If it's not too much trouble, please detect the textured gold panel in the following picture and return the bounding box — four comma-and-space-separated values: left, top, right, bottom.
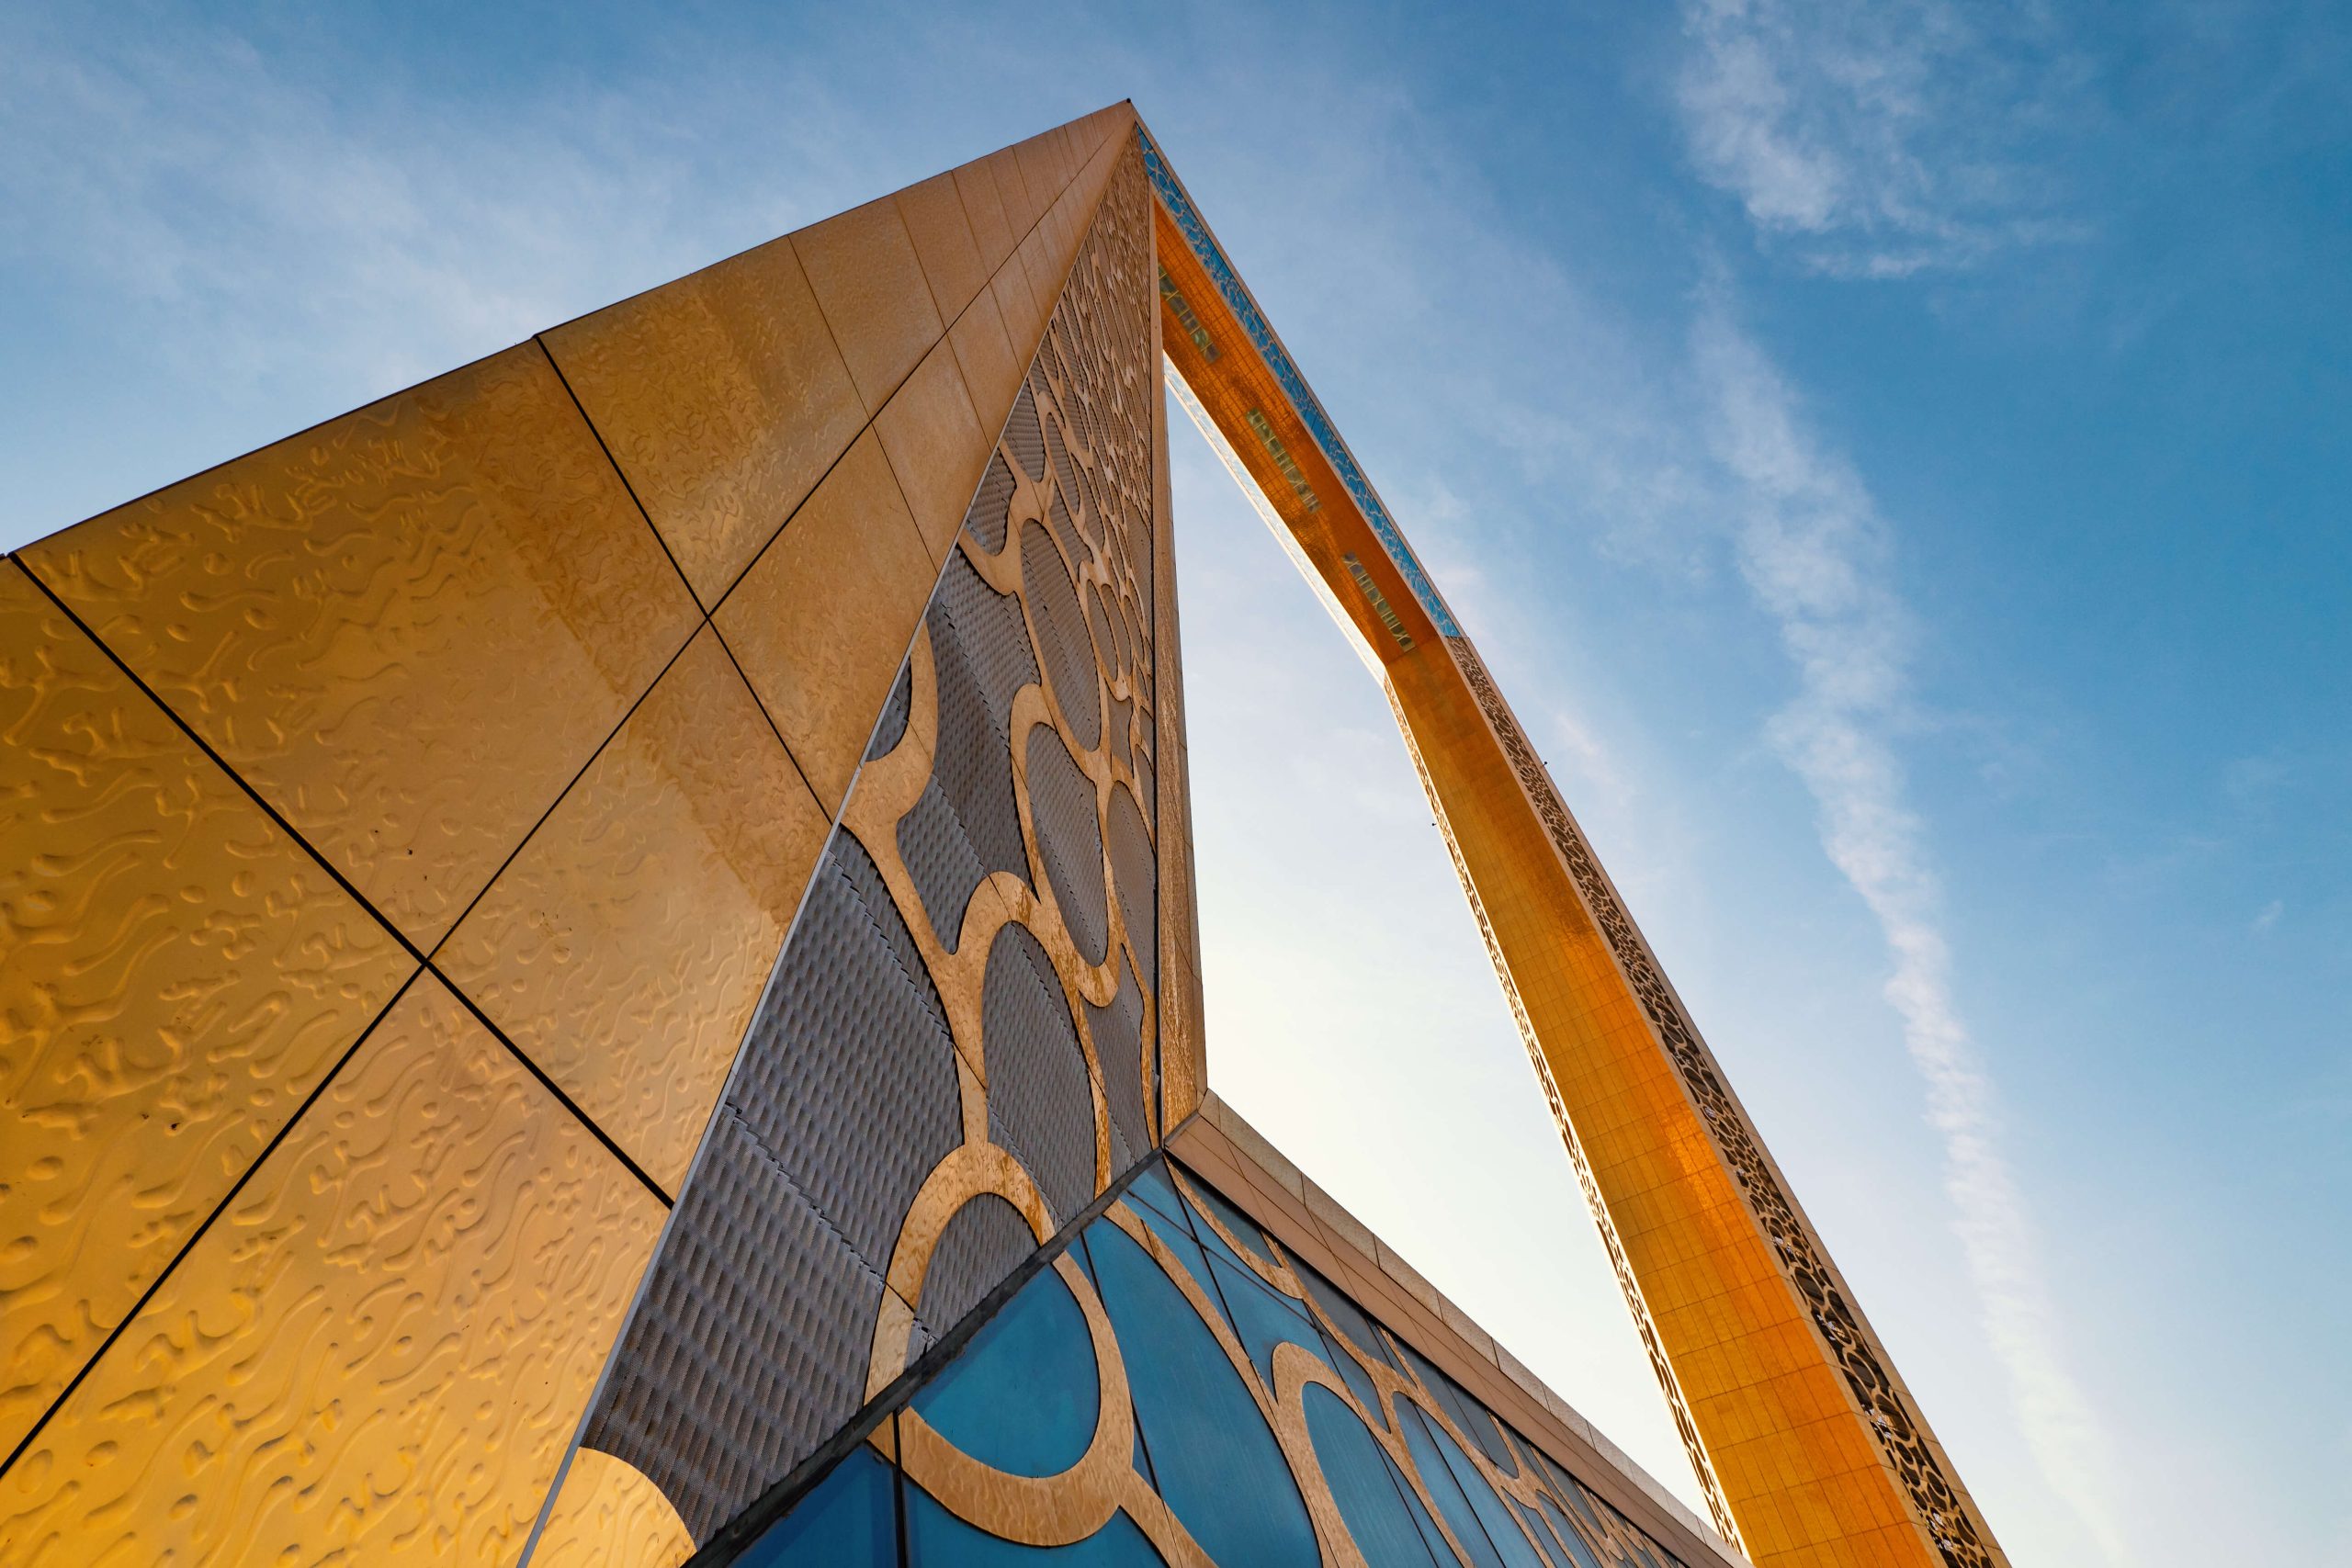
713, 430, 938, 814
0, 563, 414, 1460
946, 286, 1025, 446
437, 626, 828, 1193
531, 1449, 695, 1568
876, 337, 989, 565
0, 975, 664, 1563
896, 171, 990, 324
18, 344, 701, 951
955, 164, 1016, 274
792, 197, 946, 415
541, 237, 867, 606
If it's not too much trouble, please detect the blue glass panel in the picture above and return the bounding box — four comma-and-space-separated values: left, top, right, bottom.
1535, 1495, 1608, 1568
1120, 1159, 1192, 1230
1400, 1403, 1506, 1568
1173, 1167, 1276, 1268
1080, 1219, 1319, 1568
1315, 1319, 1389, 1418
1293, 1255, 1404, 1372
1204, 1251, 1331, 1389
1396, 1338, 1515, 1472
905, 1483, 1168, 1566
910, 1257, 1098, 1476
734, 1443, 895, 1568
1420, 1406, 1547, 1568
1303, 1384, 1442, 1568
1510, 1495, 1563, 1568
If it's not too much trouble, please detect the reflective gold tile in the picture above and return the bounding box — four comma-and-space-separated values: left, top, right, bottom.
531, 1449, 695, 1568
714, 430, 938, 814
0, 564, 415, 1459
897, 171, 990, 324
947, 285, 1024, 443
955, 163, 1016, 274
876, 337, 989, 566
541, 236, 867, 606
0, 974, 664, 1563
19, 343, 701, 951
437, 626, 827, 1192
792, 196, 945, 415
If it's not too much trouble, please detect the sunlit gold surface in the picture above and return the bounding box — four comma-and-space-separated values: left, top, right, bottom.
541, 236, 866, 608
17, 343, 701, 952
712, 429, 937, 815
0, 976, 664, 1564
436, 626, 829, 1193
531, 1449, 695, 1568
0, 563, 415, 1461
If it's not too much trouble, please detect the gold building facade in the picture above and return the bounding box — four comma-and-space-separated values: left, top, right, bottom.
0, 104, 2004, 1568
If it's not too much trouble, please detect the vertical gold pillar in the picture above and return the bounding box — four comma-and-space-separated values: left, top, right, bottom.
1144, 121, 2007, 1568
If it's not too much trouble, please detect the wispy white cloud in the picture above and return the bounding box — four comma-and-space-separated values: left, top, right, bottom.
2253, 898, 2284, 936
1674, 0, 2082, 275
1693, 300, 2130, 1562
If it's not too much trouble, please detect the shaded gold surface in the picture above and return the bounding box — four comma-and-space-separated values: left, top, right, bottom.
0, 564, 416, 1461
712, 429, 938, 815
436, 626, 828, 1193
531, 1449, 695, 1568
18, 343, 701, 951
897, 170, 992, 325
540, 235, 866, 607
0, 975, 664, 1564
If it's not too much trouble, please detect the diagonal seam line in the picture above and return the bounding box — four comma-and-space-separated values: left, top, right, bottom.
0, 965, 424, 1483
9, 558, 673, 1212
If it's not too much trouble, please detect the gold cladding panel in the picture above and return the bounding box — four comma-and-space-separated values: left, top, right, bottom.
531, 1449, 695, 1568
18, 344, 701, 952
792, 196, 948, 416
876, 336, 990, 566
0, 565, 414, 1460
0, 975, 665, 1563
541, 236, 868, 607
436, 626, 829, 1193
713, 429, 939, 815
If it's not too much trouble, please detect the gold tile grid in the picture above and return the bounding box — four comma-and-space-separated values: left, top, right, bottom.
0, 103, 1140, 1565
1148, 135, 2002, 1566
525, 135, 1168, 1568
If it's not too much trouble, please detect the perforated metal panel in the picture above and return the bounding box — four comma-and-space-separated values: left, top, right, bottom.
1106, 781, 1156, 989
900, 552, 1037, 950
917, 1192, 1038, 1345
979, 921, 1095, 1226
963, 451, 1019, 555
582, 831, 962, 1531
1021, 519, 1102, 752
1023, 725, 1108, 967
1084, 954, 1149, 1168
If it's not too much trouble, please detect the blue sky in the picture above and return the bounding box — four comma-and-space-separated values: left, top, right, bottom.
5, 3, 2346, 1562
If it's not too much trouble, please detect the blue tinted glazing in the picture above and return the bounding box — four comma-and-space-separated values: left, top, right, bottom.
1303, 1384, 1442, 1568
1080, 1219, 1319, 1568
1293, 1256, 1404, 1372
1204, 1251, 1331, 1389
1120, 1159, 1192, 1230
1314, 1319, 1389, 1417
904, 1483, 1169, 1566
1535, 1495, 1609, 1568
734, 1443, 896, 1568
910, 1258, 1098, 1476
1419, 1405, 1547, 1568
1396, 1338, 1515, 1472
1173, 1168, 1277, 1269
1400, 1403, 1506, 1568
1510, 1495, 1564, 1568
